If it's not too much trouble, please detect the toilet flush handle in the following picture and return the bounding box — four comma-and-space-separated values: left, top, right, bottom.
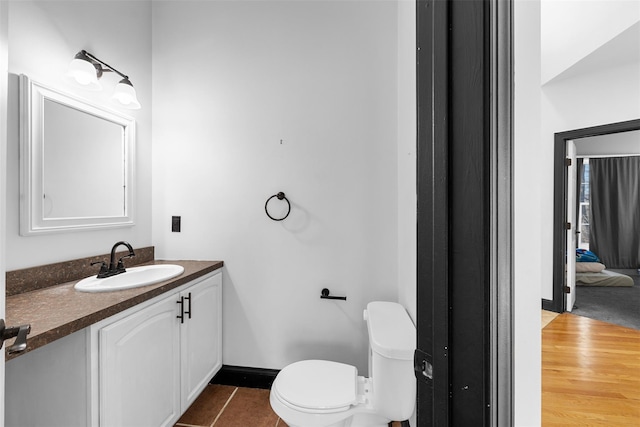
363, 309, 368, 321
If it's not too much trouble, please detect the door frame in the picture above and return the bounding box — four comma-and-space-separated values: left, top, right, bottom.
546, 118, 640, 313
0, 0, 9, 419
565, 140, 577, 312
416, 0, 513, 425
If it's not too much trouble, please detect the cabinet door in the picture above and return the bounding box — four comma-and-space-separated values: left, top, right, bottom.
180, 273, 222, 409
100, 294, 181, 427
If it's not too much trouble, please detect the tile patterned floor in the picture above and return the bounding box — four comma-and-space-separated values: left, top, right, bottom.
175, 384, 286, 427
176, 384, 405, 427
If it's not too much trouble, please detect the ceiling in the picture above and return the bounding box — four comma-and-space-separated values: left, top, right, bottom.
576, 129, 640, 156
541, 0, 640, 85
547, 21, 640, 85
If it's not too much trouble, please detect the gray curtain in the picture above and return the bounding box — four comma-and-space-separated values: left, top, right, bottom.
590, 156, 640, 268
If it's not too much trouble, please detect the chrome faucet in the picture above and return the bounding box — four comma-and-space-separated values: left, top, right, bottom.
92, 241, 136, 278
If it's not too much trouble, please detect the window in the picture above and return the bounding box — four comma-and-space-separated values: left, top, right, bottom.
578, 159, 590, 249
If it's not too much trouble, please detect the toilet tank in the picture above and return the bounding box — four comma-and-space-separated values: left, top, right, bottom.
364, 301, 416, 421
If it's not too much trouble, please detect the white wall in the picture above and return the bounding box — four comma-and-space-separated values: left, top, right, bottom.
397, 0, 417, 321
514, 1, 543, 425
5, 0, 152, 270
396, 2, 416, 424
152, 0, 400, 372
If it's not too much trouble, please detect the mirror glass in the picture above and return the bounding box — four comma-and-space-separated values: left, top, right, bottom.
20, 75, 135, 235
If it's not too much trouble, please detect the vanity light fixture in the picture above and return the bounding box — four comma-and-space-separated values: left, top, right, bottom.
67, 50, 141, 110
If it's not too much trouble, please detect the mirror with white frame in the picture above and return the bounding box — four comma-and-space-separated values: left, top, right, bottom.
19, 75, 135, 235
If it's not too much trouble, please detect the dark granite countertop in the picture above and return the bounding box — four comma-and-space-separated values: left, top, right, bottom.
6, 259, 223, 361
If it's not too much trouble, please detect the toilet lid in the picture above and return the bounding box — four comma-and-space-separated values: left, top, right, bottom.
274, 360, 357, 412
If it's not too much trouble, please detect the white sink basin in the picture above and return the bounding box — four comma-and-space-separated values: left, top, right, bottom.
75, 264, 185, 293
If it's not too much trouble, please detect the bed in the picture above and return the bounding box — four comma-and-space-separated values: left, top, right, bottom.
575, 262, 634, 287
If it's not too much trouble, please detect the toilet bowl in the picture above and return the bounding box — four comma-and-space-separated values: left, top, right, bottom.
270, 359, 388, 427
270, 302, 416, 427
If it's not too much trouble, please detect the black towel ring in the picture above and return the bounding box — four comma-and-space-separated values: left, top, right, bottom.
265, 192, 291, 221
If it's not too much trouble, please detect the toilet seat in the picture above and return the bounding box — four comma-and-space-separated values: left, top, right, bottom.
272, 360, 358, 414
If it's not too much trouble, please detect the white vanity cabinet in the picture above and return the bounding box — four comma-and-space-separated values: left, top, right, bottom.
6, 270, 222, 427
98, 293, 181, 426
93, 271, 222, 427
180, 274, 223, 408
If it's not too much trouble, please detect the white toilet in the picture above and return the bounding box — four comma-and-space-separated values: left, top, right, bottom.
269, 301, 416, 427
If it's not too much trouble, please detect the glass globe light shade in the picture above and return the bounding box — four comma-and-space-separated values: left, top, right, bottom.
112, 79, 141, 110
67, 54, 102, 90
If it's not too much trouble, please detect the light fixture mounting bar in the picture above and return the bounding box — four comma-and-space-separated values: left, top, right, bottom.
81, 50, 129, 80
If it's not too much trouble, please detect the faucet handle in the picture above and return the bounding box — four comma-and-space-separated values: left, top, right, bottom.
91, 261, 109, 277
117, 253, 135, 272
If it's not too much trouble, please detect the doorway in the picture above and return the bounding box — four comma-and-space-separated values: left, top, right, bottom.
547, 119, 640, 313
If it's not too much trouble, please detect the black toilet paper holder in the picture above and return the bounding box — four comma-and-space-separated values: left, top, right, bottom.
320, 288, 346, 301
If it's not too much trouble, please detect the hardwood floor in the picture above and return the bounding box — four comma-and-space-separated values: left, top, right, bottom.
542, 310, 560, 328
542, 313, 640, 426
